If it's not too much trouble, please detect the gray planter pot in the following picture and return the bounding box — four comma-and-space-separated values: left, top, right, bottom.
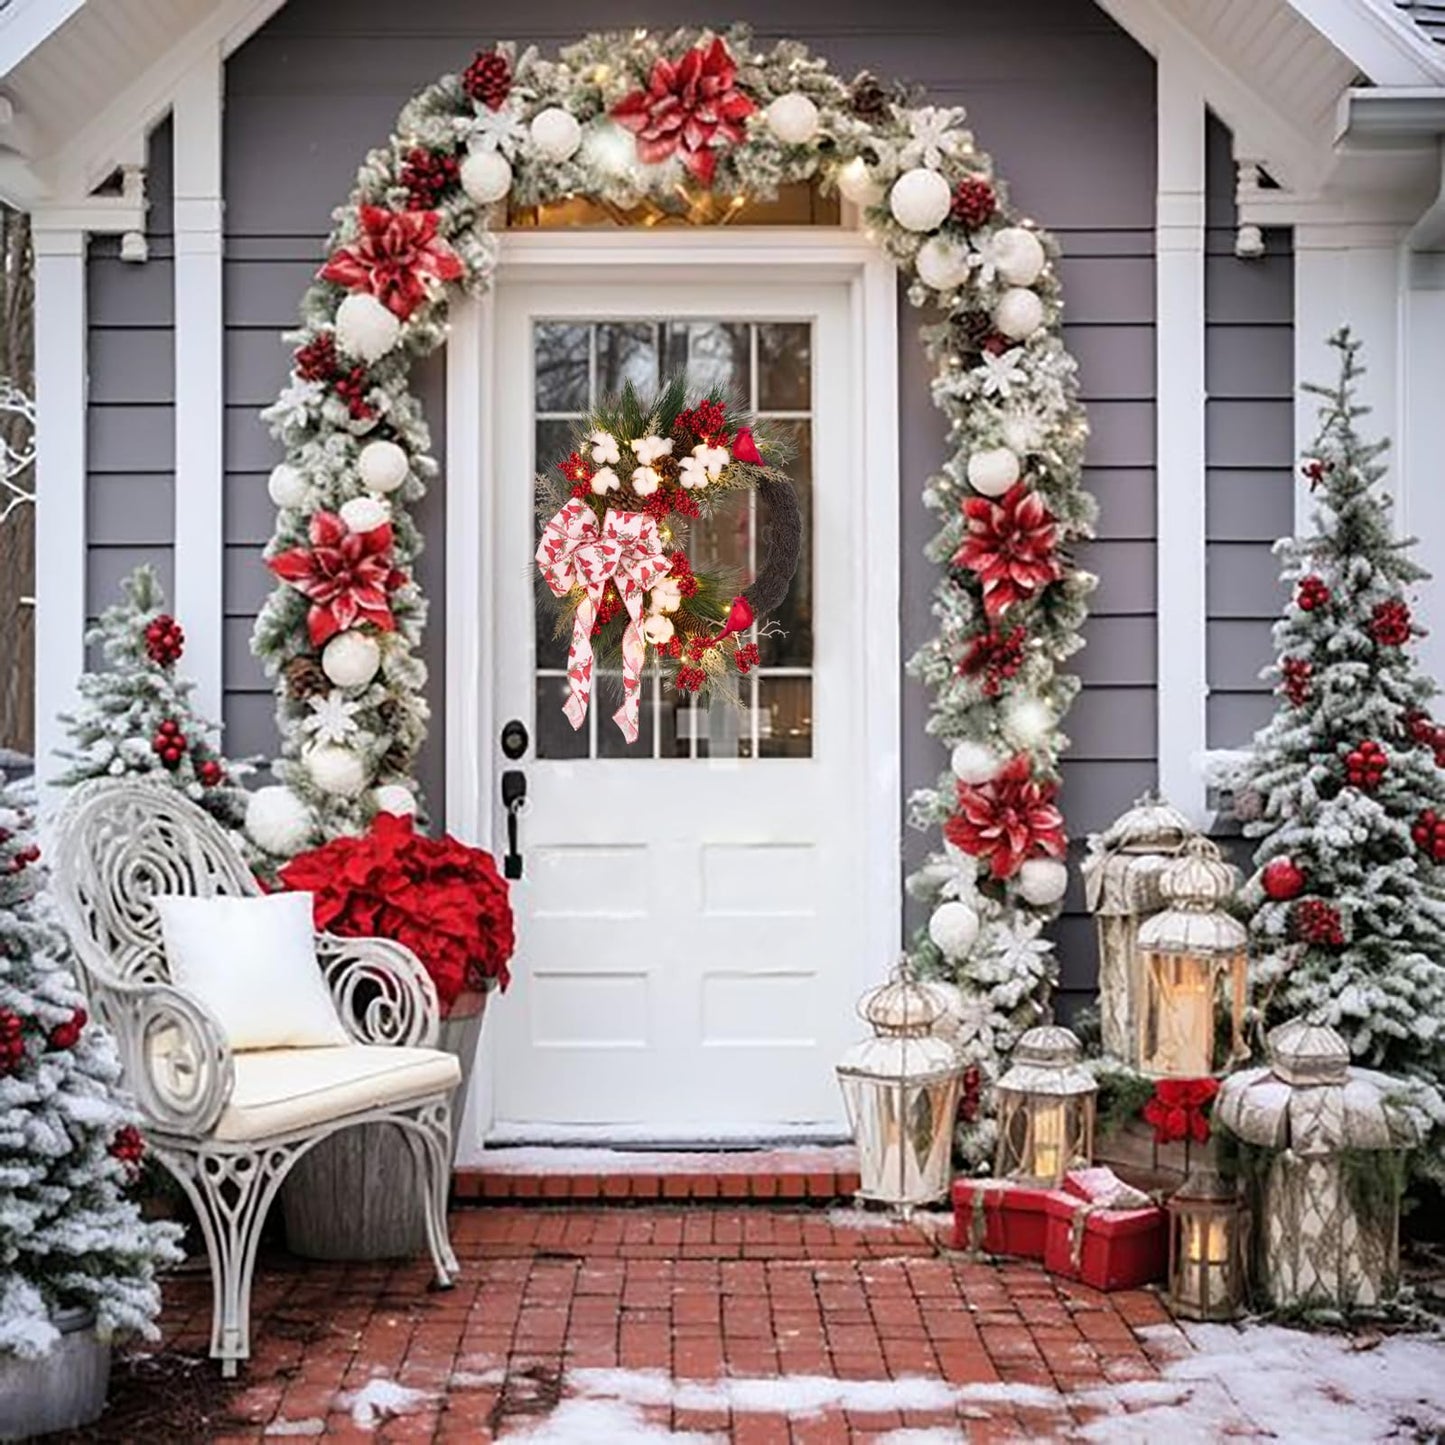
0, 1307, 111, 1441
280, 998, 487, 1261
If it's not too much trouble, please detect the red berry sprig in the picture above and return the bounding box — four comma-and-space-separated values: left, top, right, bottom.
1345, 739, 1388, 791
1296, 575, 1330, 612
399, 146, 460, 210
0, 1010, 25, 1074
1413, 809, 1445, 864
734, 641, 761, 675
1280, 657, 1312, 706
332, 365, 376, 421
589, 582, 624, 636
109, 1125, 146, 1174
47, 1007, 87, 1052
950, 177, 996, 230
958, 625, 1025, 697
669, 552, 700, 599
1292, 897, 1344, 948
676, 666, 707, 693
152, 719, 188, 770
1369, 599, 1412, 648
462, 49, 511, 109
143, 614, 185, 667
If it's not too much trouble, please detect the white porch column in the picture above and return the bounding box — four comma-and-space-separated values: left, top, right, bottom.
171, 47, 225, 720
1154, 56, 1208, 824
30, 224, 88, 795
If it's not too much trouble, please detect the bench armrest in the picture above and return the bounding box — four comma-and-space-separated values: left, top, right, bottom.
315, 933, 440, 1049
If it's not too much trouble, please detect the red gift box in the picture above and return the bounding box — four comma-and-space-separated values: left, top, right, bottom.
951, 1178, 1055, 1259
1042, 1191, 1167, 1291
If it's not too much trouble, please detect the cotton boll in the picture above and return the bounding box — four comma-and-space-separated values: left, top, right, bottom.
334, 293, 401, 362
836, 157, 883, 206
641, 614, 675, 646
245, 785, 314, 857
305, 744, 369, 798
915, 236, 971, 292
994, 287, 1045, 341
966, 447, 1021, 498
321, 631, 382, 688
991, 227, 1047, 286
373, 783, 417, 817
267, 463, 311, 510
357, 439, 409, 494
928, 900, 981, 960
889, 167, 951, 232
1017, 857, 1069, 906
338, 495, 390, 534
460, 149, 513, 204
951, 740, 1002, 785
764, 92, 820, 146
530, 107, 582, 162
1003, 695, 1054, 748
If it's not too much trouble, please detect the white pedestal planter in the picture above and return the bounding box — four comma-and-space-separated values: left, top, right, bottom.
0, 1308, 111, 1440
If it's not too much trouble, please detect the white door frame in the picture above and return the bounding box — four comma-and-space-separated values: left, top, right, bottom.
444, 228, 901, 1160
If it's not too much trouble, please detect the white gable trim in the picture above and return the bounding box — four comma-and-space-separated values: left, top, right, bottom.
0, 0, 83, 79
1283, 0, 1445, 85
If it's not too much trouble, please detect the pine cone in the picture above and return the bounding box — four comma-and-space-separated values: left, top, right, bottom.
954, 310, 994, 356
848, 72, 893, 123
463, 50, 512, 110
284, 655, 330, 701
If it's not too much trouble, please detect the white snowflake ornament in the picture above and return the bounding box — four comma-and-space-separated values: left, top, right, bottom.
898, 106, 970, 170
303, 690, 365, 746
975, 348, 1028, 400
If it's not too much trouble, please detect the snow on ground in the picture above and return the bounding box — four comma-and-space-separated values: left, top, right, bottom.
343, 1377, 435, 1430
507, 1398, 719, 1442
475, 1143, 856, 1174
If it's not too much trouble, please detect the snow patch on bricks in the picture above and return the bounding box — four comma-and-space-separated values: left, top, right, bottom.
263, 1421, 326, 1438
508, 1397, 720, 1441
344, 1377, 434, 1430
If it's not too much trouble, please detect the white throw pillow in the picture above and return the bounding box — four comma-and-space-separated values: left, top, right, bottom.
154, 892, 350, 1051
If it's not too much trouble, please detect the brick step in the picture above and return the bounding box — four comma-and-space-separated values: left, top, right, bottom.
454, 1144, 861, 1204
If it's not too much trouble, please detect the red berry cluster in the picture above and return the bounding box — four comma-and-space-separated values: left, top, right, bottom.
152, 719, 188, 770
670, 489, 701, 520
1413, 809, 1445, 863
669, 552, 700, 599
400, 146, 460, 210
47, 1007, 86, 1052
558, 450, 590, 484
462, 49, 512, 109
675, 400, 729, 447
1369, 598, 1412, 648
1292, 897, 1344, 948
957, 625, 1025, 697
1296, 575, 1330, 612
332, 365, 377, 421
7, 843, 40, 874
589, 581, 624, 636
0, 1010, 24, 1074
676, 666, 707, 693
734, 641, 761, 674
143, 614, 185, 667
197, 759, 224, 787
950, 177, 996, 230
1345, 739, 1388, 790
1404, 709, 1445, 768
1280, 656, 1312, 706
294, 333, 339, 382
109, 1125, 146, 1173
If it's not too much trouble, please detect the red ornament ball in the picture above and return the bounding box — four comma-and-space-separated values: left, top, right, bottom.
950, 177, 997, 230
8, 843, 39, 874
399, 146, 460, 210
462, 49, 512, 109
197, 759, 224, 787
0, 1009, 24, 1074
1345, 739, 1388, 790
109, 1124, 146, 1171
143, 614, 185, 667
1281, 656, 1312, 707
1292, 897, 1344, 948
1370, 598, 1412, 648
47, 1007, 87, 1052
1413, 809, 1445, 863
1296, 575, 1331, 612
1261, 857, 1306, 901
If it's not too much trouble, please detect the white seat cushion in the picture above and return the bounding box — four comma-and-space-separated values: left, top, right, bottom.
213, 1045, 461, 1142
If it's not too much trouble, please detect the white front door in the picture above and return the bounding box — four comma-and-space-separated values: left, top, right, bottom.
487, 276, 875, 1141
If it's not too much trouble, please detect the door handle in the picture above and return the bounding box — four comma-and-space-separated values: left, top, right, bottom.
501, 769, 527, 880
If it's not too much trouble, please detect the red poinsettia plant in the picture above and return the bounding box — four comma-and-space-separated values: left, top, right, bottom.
279, 812, 514, 1013
943, 753, 1067, 880
1142, 1077, 1219, 1145
267, 510, 402, 646
319, 205, 464, 320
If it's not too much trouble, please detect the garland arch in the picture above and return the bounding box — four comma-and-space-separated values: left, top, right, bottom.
250, 25, 1095, 1160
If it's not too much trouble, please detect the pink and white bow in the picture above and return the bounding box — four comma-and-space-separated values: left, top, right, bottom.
535, 499, 672, 744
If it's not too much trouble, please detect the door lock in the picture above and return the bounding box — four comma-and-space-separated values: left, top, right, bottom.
501, 768, 527, 880
501, 718, 529, 760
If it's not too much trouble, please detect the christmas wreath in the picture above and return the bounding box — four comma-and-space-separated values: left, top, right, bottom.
534, 377, 800, 741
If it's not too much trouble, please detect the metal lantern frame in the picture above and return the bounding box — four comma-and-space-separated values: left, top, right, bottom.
993, 1025, 1097, 1188
1167, 1167, 1250, 1321
1135, 837, 1249, 1078
836, 959, 965, 1215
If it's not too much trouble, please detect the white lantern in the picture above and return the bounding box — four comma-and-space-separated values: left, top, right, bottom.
889, 167, 951, 233
994, 1025, 1097, 1187
461, 149, 513, 205
1002, 695, 1053, 748
358, 438, 409, 494
1017, 857, 1069, 906
765, 92, 820, 146
373, 783, 418, 817
928, 900, 980, 960
966, 446, 1020, 498
1167, 1169, 1249, 1322
305, 743, 369, 798
991, 226, 1047, 286
338, 495, 390, 534
245, 785, 314, 857
915, 236, 971, 292
994, 287, 1045, 341
267, 463, 311, 510
530, 106, 582, 162
951, 739, 1001, 785
321, 631, 381, 688
836, 156, 883, 206
334, 293, 401, 362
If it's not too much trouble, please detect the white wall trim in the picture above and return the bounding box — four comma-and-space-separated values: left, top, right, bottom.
0, 0, 85, 79
1154, 54, 1209, 825
1283, 0, 1445, 86
171, 46, 224, 721
30, 225, 87, 797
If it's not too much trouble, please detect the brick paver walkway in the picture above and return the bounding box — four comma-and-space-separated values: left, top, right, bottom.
151, 1206, 1187, 1443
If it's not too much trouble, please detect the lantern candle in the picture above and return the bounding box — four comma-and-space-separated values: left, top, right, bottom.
1167, 1168, 1247, 1320
1030, 1099, 1065, 1182
993, 1025, 1097, 1188
1147, 956, 1213, 1077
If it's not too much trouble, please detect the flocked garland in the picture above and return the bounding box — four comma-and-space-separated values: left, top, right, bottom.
248, 27, 1094, 1158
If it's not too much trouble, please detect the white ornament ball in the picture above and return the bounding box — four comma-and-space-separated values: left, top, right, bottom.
322, 631, 382, 689
305, 743, 369, 798
966, 446, 1021, 498
836, 157, 883, 206
889, 167, 952, 233
1003, 695, 1054, 748
373, 783, 418, 817
460, 149, 513, 205
915, 235, 971, 292
765, 92, 820, 146
1017, 857, 1069, 906
530, 106, 582, 162
992, 226, 1047, 287
951, 740, 1002, 786
334, 292, 401, 363
994, 287, 1046, 341
245, 785, 314, 857
338, 495, 390, 534
357, 439, 409, 494
267, 463, 310, 510
928, 900, 981, 960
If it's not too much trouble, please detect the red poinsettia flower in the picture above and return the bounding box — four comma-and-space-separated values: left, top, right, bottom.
1142, 1078, 1219, 1145
943, 753, 1066, 880
268, 511, 399, 647
319, 205, 464, 320
611, 37, 756, 187
279, 812, 515, 1011
952, 483, 1064, 621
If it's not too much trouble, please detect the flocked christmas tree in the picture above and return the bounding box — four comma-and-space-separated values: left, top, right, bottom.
1236, 329, 1445, 1177
0, 773, 181, 1355
56, 566, 252, 830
